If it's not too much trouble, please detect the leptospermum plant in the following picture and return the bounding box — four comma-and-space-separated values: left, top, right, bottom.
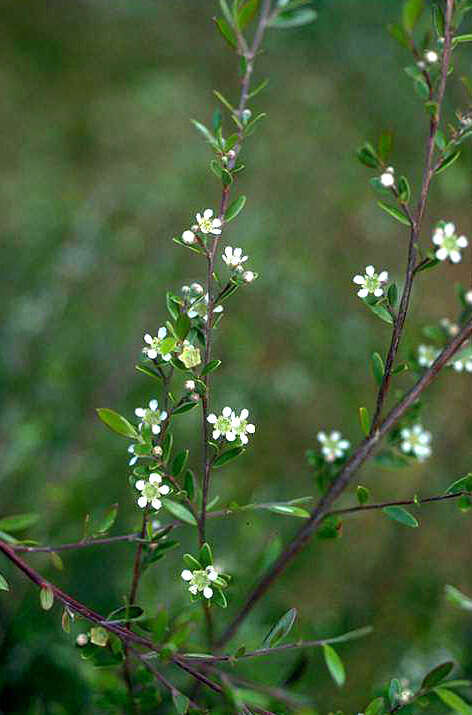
2, 1, 472, 713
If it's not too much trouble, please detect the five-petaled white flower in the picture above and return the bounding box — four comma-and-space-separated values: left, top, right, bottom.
196, 209, 222, 235
400, 424, 432, 461
231, 409, 256, 445
222, 246, 248, 271
135, 399, 168, 435
418, 344, 440, 368
380, 167, 395, 188
317, 430, 350, 462
353, 265, 389, 299
181, 565, 218, 599
433, 222, 468, 263
136, 473, 170, 510
207, 406, 237, 442
143, 328, 173, 362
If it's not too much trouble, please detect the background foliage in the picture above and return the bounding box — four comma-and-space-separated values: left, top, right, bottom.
1, 0, 472, 712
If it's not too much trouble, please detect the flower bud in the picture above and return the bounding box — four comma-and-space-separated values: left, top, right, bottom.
185, 379, 196, 391
153, 445, 163, 458
76, 633, 89, 647
182, 230, 196, 245
242, 270, 255, 283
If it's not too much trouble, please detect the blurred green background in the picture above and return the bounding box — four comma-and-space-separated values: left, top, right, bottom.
1, 0, 472, 712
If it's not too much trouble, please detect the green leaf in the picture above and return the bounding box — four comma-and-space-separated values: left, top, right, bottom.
96, 409, 138, 440
213, 89, 236, 114
262, 504, 310, 518
175, 314, 191, 341
107, 605, 144, 623
445, 474, 472, 495
377, 200, 411, 226
171, 450, 189, 477
365, 697, 386, 715
0, 573, 9, 591
0, 513, 40, 533
383, 505, 419, 528
40, 585, 54, 611
445, 584, 472, 611
453, 34, 472, 45
432, 3, 445, 37
214, 17, 238, 48
268, 7, 317, 28
378, 130, 393, 161
184, 469, 196, 500
212, 588, 228, 608
387, 283, 398, 307
389, 678, 401, 705
201, 359, 222, 376
172, 401, 199, 416
225, 196, 246, 222
135, 364, 163, 383
323, 644, 345, 687
398, 176, 411, 203
435, 688, 472, 714
237, 0, 259, 29
357, 485, 370, 505
166, 291, 182, 321
93, 504, 118, 536
357, 142, 379, 168
371, 352, 385, 385
199, 542, 213, 567
363, 300, 394, 325
183, 554, 202, 570
248, 78, 269, 99
359, 406, 371, 436
190, 120, 217, 148
172, 692, 189, 715
213, 446, 245, 468
435, 150, 461, 175
162, 431, 173, 463
387, 22, 411, 49
422, 662, 454, 690
263, 608, 297, 647
162, 499, 197, 526
403, 0, 425, 33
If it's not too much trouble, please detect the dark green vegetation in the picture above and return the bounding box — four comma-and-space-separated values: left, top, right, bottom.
1, 1, 472, 712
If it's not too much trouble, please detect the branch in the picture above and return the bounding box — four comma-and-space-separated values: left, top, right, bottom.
216, 315, 472, 647
330, 490, 472, 518
370, 0, 455, 430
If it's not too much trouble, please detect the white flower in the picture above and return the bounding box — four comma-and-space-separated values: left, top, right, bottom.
135, 472, 170, 510
242, 270, 256, 283
452, 357, 472, 372
401, 424, 432, 461
425, 50, 438, 64
135, 399, 168, 435
418, 344, 440, 368
317, 430, 350, 462
353, 265, 389, 299
433, 222, 468, 263
207, 406, 237, 442
182, 230, 197, 245
128, 444, 138, 466
185, 379, 196, 391
196, 209, 222, 235
222, 246, 248, 271
231, 408, 256, 445
380, 167, 395, 188
143, 328, 173, 362
465, 290, 472, 305
181, 565, 218, 600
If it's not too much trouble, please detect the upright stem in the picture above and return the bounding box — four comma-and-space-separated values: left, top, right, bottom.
199, 0, 273, 544
371, 0, 455, 430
